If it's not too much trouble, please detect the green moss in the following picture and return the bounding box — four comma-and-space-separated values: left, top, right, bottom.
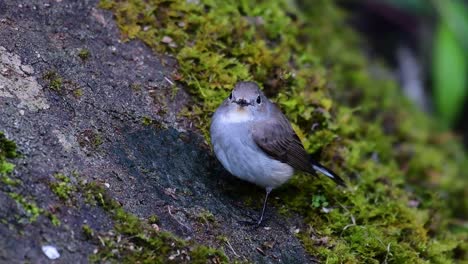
0, 133, 43, 223
130, 83, 142, 91
77, 130, 104, 151
92, 135, 103, 148
43, 71, 63, 92
1, 133, 64, 227
0, 133, 17, 176
197, 209, 216, 225
141, 116, 153, 126
50, 173, 76, 201
311, 194, 329, 209
73, 88, 83, 98
48, 212, 61, 227
0, 132, 17, 160
78, 49, 91, 61
170, 86, 179, 100
82, 224, 94, 239
8, 192, 42, 222
147, 215, 159, 224
190, 246, 227, 264
102, 0, 467, 262
0, 135, 65, 229
1, 175, 20, 186
81, 182, 228, 263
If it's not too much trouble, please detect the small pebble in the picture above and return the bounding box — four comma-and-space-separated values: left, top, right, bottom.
152, 223, 160, 232
161, 36, 173, 44
41, 245, 60, 260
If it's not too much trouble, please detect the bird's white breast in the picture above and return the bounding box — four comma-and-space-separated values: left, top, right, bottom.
211, 112, 294, 189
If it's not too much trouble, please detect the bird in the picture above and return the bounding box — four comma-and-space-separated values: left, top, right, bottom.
210, 81, 345, 225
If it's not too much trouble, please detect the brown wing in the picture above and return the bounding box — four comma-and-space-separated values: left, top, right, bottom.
251, 111, 313, 173
252, 105, 347, 186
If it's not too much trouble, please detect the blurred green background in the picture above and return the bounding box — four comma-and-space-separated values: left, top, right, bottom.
341, 0, 468, 134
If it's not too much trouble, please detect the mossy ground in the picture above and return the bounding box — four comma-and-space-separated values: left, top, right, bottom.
49, 173, 76, 201
101, 0, 468, 262
0, 132, 17, 176
81, 182, 228, 263
0, 132, 43, 223
78, 48, 91, 61
1, 133, 67, 227
43, 71, 63, 92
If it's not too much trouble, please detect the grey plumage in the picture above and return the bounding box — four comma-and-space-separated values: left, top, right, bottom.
210, 81, 345, 225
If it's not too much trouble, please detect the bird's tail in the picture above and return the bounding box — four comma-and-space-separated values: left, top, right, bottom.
311, 161, 346, 187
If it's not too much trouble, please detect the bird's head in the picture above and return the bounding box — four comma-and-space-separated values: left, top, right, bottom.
220, 81, 269, 123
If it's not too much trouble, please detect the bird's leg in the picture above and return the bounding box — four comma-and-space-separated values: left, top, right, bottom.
256, 187, 272, 226
239, 187, 273, 227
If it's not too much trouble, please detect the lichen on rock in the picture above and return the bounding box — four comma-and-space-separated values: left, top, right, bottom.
0, 46, 50, 112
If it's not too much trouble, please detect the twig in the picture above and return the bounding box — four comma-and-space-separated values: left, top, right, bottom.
383, 243, 392, 264
339, 203, 357, 234
224, 238, 239, 257
167, 205, 192, 232
164, 76, 174, 86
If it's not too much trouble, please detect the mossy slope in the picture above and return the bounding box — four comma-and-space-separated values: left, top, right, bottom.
81, 182, 228, 263
101, 0, 467, 262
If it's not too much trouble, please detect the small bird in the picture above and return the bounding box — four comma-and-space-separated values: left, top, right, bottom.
210, 81, 345, 225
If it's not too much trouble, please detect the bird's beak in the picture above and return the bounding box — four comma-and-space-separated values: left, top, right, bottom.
235, 99, 250, 107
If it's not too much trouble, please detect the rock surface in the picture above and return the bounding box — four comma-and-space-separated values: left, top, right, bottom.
0, 0, 311, 263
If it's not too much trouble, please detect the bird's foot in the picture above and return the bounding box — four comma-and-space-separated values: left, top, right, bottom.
240, 211, 257, 221
239, 216, 269, 229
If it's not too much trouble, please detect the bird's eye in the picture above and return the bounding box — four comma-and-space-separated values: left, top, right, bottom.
228, 93, 232, 100
256, 96, 261, 104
